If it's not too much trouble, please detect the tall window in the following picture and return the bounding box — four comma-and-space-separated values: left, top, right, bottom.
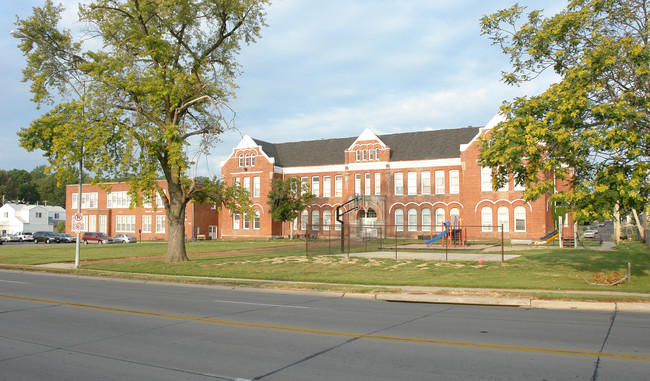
435, 208, 445, 232
253, 177, 260, 198
421, 171, 431, 194
364, 173, 371, 195
395, 209, 404, 232
142, 215, 152, 233
116, 215, 136, 232
238, 154, 243, 167
156, 215, 166, 233
407, 172, 417, 195
323, 176, 331, 197
253, 210, 260, 230
481, 167, 492, 192
243, 212, 250, 229
450, 207, 460, 225
449, 170, 460, 194
243, 177, 251, 193
245, 154, 250, 167
362, 150, 367, 161
233, 213, 240, 230
250, 153, 256, 166
497, 206, 509, 232
72, 193, 98, 209
301, 210, 308, 230
369, 149, 374, 160
481, 206, 493, 232
301, 177, 308, 195
311, 210, 320, 230
107, 191, 131, 209
375, 148, 380, 159
435, 170, 445, 194
356, 150, 360, 161
514, 206, 526, 232
394, 173, 404, 195
355, 174, 361, 194
335, 176, 343, 197
99, 215, 107, 234
421, 208, 431, 230
312, 176, 320, 197
323, 209, 331, 231
407, 209, 417, 231
374, 173, 381, 195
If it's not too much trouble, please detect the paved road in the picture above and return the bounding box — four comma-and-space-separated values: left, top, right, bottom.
1, 270, 648, 380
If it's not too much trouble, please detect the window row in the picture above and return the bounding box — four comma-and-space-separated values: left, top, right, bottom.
302, 175, 346, 198
295, 209, 339, 231
237, 152, 256, 167
233, 176, 261, 198
480, 206, 526, 232
480, 167, 525, 192
74, 191, 166, 210
232, 210, 261, 230
393, 207, 460, 232
355, 148, 381, 162
75, 214, 166, 234
393, 170, 459, 196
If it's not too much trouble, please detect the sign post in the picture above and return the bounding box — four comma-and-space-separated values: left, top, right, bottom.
72, 212, 84, 268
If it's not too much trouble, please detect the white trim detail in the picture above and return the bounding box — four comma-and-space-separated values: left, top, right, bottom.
473, 198, 533, 213
389, 201, 463, 214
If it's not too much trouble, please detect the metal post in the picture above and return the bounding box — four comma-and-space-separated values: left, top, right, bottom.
75, 152, 82, 269
501, 224, 504, 263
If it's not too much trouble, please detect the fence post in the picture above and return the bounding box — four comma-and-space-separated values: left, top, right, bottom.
305, 229, 309, 258
501, 224, 504, 263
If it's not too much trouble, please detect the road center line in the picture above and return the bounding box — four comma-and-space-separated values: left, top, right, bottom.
2, 293, 648, 362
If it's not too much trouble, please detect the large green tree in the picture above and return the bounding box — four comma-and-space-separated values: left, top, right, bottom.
14, 0, 269, 261
267, 177, 315, 239
479, 0, 650, 240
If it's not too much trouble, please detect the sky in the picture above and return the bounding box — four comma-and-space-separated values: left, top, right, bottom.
0, 0, 566, 178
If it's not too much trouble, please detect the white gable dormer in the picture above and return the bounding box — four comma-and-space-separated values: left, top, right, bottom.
221, 134, 275, 168
347, 128, 387, 151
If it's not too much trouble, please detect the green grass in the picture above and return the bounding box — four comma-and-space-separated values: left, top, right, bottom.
2, 239, 649, 298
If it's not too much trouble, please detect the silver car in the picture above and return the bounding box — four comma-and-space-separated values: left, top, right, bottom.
113, 233, 137, 243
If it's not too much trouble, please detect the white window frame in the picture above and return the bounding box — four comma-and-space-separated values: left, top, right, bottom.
253, 210, 260, 230
142, 215, 152, 233
394, 209, 404, 232
311, 210, 320, 230
335, 176, 343, 197
421, 208, 431, 231
323, 176, 331, 197
481, 167, 492, 192
72, 192, 98, 209
253, 177, 260, 198
394, 173, 403, 195
421, 171, 431, 194
355, 173, 361, 194
300, 210, 308, 230
364, 173, 371, 196
497, 206, 509, 232
374, 173, 381, 195
449, 170, 460, 194
481, 206, 493, 232
407, 172, 417, 195
116, 215, 136, 232
323, 209, 331, 231
233, 213, 240, 230
514, 206, 526, 232
407, 209, 417, 231
155, 215, 166, 233
243, 177, 251, 193
435, 208, 445, 232
435, 170, 445, 194
311, 176, 319, 197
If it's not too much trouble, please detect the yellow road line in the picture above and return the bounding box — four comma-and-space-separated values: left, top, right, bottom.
3, 293, 649, 362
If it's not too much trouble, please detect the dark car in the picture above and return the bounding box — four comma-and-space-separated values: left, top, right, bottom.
113, 233, 137, 243
57, 233, 76, 243
34, 231, 61, 244
82, 232, 114, 244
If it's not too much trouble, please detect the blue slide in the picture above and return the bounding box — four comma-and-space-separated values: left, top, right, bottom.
425, 230, 449, 246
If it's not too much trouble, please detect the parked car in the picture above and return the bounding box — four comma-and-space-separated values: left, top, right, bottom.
583, 230, 595, 239
16, 232, 35, 242
34, 231, 61, 244
113, 233, 137, 243
1, 233, 18, 242
57, 233, 76, 243
82, 232, 114, 244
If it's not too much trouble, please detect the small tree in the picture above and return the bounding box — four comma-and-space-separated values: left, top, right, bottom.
267, 178, 315, 239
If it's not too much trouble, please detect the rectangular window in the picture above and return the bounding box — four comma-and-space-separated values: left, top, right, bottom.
407, 172, 417, 195
142, 215, 152, 233
243, 212, 250, 229
364, 173, 371, 195
116, 215, 136, 232
355, 174, 361, 194
72, 193, 98, 209
312, 176, 319, 197
435, 170, 445, 194
335, 176, 343, 197
99, 215, 107, 234
35, 212, 43, 218
233, 213, 240, 230
514, 179, 525, 191
107, 191, 131, 209
88, 215, 97, 232
155, 215, 166, 233
155, 190, 166, 208
253, 211, 260, 230
481, 167, 492, 192
421, 171, 431, 194
323, 176, 331, 197
374, 173, 381, 195
449, 170, 460, 194
301, 177, 308, 195
394, 173, 403, 195
243, 177, 251, 193
253, 177, 260, 198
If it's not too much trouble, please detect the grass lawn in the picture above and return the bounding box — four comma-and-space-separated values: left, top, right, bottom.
2, 239, 648, 298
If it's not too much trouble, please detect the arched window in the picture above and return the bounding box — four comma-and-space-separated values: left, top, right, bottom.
375, 148, 380, 159
407, 208, 417, 231
497, 206, 509, 232
244, 154, 250, 167
323, 209, 331, 231
435, 208, 445, 232
514, 206, 526, 232
421, 208, 431, 231
481, 206, 493, 232
300, 210, 308, 230
369, 149, 374, 160
238, 154, 243, 167
449, 207, 460, 225
312, 210, 320, 230
362, 150, 367, 161
250, 153, 256, 166
395, 209, 404, 232
356, 150, 360, 161
253, 209, 260, 230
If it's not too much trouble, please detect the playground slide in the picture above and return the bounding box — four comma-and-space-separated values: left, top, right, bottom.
535, 230, 559, 245
425, 230, 449, 246
545, 232, 559, 243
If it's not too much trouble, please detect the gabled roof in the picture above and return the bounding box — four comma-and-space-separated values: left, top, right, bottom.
252, 126, 481, 168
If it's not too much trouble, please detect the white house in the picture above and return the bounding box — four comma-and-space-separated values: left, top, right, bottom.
0, 203, 65, 234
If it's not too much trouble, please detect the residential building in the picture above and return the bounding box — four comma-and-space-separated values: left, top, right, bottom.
0, 203, 65, 234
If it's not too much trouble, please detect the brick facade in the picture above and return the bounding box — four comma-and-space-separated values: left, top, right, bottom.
219, 114, 574, 242
65, 181, 219, 241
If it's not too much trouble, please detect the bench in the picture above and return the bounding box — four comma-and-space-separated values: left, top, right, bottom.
196, 234, 206, 241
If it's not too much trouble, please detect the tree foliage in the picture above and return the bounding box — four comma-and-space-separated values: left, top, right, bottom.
267, 177, 315, 237
14, 0, 269, 261
0, 166, 69, 206
479, 0, 650, 223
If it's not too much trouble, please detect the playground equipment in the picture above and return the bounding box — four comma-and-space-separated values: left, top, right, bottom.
425, 219, 466, 247
536, 230, 558, 245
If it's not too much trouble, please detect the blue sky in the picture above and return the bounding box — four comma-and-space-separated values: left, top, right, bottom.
1, 0, 566, 177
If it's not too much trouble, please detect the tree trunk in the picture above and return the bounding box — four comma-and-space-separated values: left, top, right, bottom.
632, 208, 646, 242
614, 203, 621, 246
165, 177, 189, 262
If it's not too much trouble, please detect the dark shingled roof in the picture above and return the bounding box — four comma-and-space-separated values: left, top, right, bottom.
253, 126, 480, 168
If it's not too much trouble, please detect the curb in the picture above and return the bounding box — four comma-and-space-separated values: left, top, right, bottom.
376, 293, 531, 307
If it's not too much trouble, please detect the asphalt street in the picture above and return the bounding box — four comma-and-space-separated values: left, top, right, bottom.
1, 270, 649, 380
